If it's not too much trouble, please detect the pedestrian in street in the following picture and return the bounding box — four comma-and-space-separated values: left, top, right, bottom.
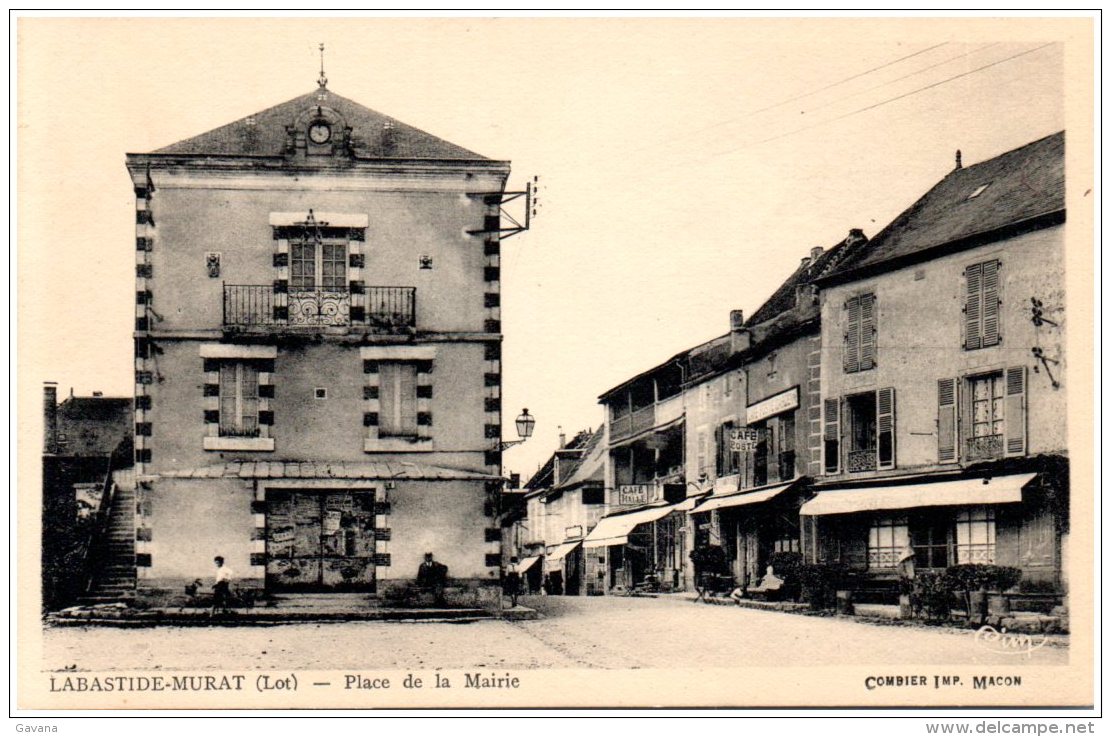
504, 557, 522, 608
212, 556, 233, 615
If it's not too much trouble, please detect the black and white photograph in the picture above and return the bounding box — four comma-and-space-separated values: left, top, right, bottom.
14, 14, 1096, 716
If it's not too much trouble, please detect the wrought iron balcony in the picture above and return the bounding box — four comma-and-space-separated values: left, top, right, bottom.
223, 285, 416, 332
965, 434, 1004, 462
847, 448, 877, 473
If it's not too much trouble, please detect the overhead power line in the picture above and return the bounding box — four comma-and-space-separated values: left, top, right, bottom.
727, 43, 1056, 154
746, 42, 950, 116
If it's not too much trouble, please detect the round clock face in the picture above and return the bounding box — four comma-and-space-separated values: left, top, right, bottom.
308, 121, 332, 144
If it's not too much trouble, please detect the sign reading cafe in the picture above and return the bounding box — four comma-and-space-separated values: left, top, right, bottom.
618, 485, 652, 506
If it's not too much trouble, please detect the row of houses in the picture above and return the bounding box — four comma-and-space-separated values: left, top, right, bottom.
505, 131, 1068, 604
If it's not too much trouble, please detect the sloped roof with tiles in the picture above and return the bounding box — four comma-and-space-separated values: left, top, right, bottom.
822, 132, 1064, 283
149, 89, 495, 162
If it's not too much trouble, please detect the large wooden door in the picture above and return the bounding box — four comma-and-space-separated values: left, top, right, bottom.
265, 490, 376, 593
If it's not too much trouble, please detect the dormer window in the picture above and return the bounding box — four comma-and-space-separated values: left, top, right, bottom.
967, 183, 991, 200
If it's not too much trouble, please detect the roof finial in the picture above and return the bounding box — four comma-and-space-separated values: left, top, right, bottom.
317, 42, 328, 90
955, 149, 962, 170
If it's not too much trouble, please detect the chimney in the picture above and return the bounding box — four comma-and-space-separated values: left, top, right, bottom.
810, 246, 823, 262
800, 256, 811, 270
44, 382, 58, 454
846, 229, 867, 248
558, 427, 566, 449
730, 310, 751, 354
795, 283, 817, 307
955, 149, 962, 170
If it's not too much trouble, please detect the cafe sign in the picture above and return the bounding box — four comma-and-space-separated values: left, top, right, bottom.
618, 484, 652, 506
746, 386, 799, 425
730, 427, 761, 452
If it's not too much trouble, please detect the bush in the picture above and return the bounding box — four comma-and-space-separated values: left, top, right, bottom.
767, 552, 804, 601
911, 571, 952, 621
944, 564, 1023, 593
797, 563, 852, 610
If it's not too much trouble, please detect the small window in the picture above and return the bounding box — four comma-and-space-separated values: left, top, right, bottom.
967, 183, 991, 200
314, 387, 328, 400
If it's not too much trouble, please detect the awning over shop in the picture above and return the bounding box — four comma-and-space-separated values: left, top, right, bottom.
693, 481, 797, 514
583, 502, 681, 548
546, 541, 582, 563
516, 555, 541, 573
799, 473, 1037, 516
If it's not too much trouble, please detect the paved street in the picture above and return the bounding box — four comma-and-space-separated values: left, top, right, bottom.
42, 595, 1067, 671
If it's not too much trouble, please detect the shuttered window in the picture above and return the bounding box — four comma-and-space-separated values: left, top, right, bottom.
844, 293, 876, 372
823, 398, 840, 474
964, 260, 1001, 350
379, 363, 419, 437
876, 387, 896, 470
937, 378, 958, 463
218, 362, 260, 437
1003, 365, 1027, 456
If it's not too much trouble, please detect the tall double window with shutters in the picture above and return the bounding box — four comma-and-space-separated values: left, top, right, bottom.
937, 367, 1026, 463
823, 388, 895, 475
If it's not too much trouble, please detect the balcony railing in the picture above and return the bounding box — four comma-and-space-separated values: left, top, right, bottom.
610, 405, 657, 443
224, 285, 416, 332
965, 434, 1004, 462
847, 448, 877, 473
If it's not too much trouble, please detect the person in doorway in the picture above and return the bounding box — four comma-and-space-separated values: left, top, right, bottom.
212, 556, 233, 615
503, 557, 522, 608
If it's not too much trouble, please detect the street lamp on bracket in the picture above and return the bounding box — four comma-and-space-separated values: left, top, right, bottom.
498, 408, 536, 451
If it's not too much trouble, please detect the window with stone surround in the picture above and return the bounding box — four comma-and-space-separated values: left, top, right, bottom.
378, 363, 418, 438
219, 362, 260, 437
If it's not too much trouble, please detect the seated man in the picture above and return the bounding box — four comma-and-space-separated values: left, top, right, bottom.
747, 564, 785, 600
416, 552, 448, 605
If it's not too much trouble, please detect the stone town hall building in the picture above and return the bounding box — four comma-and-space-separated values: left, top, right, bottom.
121, 81, 513, 604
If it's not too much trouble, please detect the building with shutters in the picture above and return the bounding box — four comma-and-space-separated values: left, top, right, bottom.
800, 132, 1068, 599
685, 235, 859, 593
122, 81, 516, 605
511, 429, 606, 595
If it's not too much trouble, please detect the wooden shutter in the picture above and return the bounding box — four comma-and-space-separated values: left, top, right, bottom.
937, 378, 958, 463
844, 296, 861, 373
876, 387, 896, 470
981, 260, 1001, 347
823, 398, 840, 474
859, 293, 876, 370
964, 263, 983, 350
714, 424, 725, 476
398, 363, 418, 435
1004, 366, 1027, 456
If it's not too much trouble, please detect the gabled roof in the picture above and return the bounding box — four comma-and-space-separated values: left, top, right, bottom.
523, 429, 594, 491
552, 428, 605, 491
150, 88, 493, 162
823, 131, 1064, 282
746, 235, 857, 326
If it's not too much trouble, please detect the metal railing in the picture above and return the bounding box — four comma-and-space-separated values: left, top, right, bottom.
223, 285, 416, 331
966, 434, 1004, 462
847, 448, 877, 473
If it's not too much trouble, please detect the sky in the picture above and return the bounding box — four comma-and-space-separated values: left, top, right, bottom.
16, 16, 1081, 480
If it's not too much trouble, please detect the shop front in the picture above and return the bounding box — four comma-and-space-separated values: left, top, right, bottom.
691, 479, 805, 589
800, 468, 1067, 601
583, 499, 694, 593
